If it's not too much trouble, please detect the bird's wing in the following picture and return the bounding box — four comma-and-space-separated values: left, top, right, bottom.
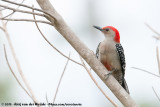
96, 42, 101, 58
115, 43, 126, 76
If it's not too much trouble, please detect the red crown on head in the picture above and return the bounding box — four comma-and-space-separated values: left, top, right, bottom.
103, 26, 120, 43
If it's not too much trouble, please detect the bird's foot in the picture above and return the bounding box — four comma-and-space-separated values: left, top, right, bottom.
104, 71, 113, 80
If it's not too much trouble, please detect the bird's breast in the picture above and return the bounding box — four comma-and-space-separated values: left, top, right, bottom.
99, 40, 121, 71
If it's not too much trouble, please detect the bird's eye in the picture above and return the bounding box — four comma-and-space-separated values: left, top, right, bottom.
106, 28, 109, 31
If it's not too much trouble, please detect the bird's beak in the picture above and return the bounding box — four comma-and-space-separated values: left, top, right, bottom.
93, 25, 103, 31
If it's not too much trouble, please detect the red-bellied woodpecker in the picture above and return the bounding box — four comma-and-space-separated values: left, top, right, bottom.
93, 25, 129, 94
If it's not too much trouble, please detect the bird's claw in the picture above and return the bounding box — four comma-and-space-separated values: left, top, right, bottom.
104, 71, 113, 80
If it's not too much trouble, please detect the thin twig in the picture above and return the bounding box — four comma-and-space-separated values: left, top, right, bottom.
53, 53, 70, 106
2, 11, 15, 19
5, 0, 26, 25
32, 8, 82, 66
79, 56, 118, 107
1, 0, 56, 23
0, 10, 39, 106
131, 67, 160, 78
145, 23, 160, 36
0, 0, 18, 11
0, 4, 44, 17
0, 26, 5, 31
46, 93, 51, 107
152, 36, 160, 40
3, 44, 35, 102
0, 18, 52, 25
1, 0, 48, 13
156, 46, 160, 75
1, 0, 24, 25
152, 86, 160, 102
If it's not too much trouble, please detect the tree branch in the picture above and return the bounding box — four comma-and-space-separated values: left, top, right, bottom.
79, 56, 118, 107
0, 18, 52, 25
1, 0, 56, 24
0, 10, 39, 106
0, 4, 44, 17
4, 0, 26, 25
145, 23, 160, 36
3, 44, 34, 102
0, 26, 5, 31
156, 46, 160, 75
32, 8, 82, 66
131, 67, 160, 78
53, 53, 70, 106
0, 0, 18, 11
2, 11, 15, 19
152, 87, 160, 102
1, 0, 48, 13
46, 93, 51, 107
36, 0, 138, 106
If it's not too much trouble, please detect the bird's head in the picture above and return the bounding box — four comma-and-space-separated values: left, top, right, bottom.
93, 25, 120, 43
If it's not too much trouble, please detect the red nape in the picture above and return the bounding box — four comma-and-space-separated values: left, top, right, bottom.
103, 26, 120, 43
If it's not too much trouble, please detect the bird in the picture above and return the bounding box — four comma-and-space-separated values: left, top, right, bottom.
93, 25, 129, 94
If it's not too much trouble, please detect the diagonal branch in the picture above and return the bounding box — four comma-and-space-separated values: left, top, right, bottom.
156, 46, 160, 75
46, 93, 51, 107
2, 11, 15, 19
32, 8, 82, 66
145, 23, 160, 36
3, 44, 34, 102
152, 87, 160, 102
36, 0, 138, 107
53, 53, 70, 106
0, 10, 39, 106
79, 56, 118, 107
0, 26, 5, 31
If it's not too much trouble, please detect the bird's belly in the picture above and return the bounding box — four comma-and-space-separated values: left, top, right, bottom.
100, 52, 121, 71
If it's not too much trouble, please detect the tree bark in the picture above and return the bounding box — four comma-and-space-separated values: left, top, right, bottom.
36, 0, 139, 107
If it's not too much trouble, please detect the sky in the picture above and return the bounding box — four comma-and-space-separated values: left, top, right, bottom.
0, 0, 160, 107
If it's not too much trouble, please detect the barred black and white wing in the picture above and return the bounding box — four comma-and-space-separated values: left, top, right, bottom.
115, 43, 126, 76
96, 42, 101, 58
116, 44, 129, 93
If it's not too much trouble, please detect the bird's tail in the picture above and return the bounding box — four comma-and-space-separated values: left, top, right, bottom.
122, 78, 130, 94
